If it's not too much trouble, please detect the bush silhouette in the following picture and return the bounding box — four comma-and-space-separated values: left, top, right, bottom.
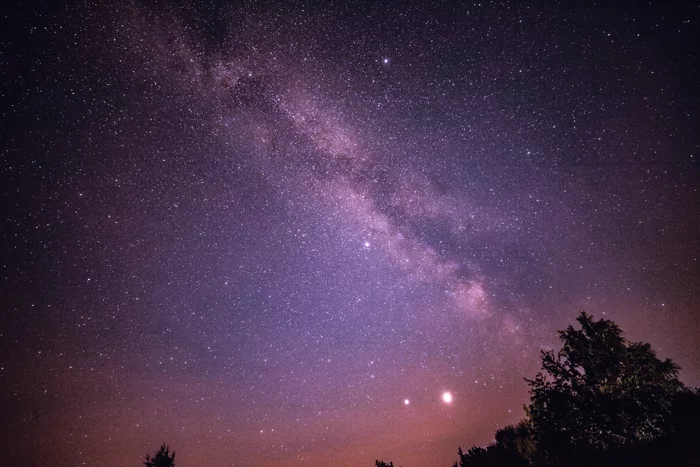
144, 444, 175, 467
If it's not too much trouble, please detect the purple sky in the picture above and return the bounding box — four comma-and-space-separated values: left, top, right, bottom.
1, 1, 698, 466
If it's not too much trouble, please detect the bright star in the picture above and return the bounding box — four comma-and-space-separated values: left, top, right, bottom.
382, 58, 389, 64
404, 398, 410, 405
442, 391, 453, 404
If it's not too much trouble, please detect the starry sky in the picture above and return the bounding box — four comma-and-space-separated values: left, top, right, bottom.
1, 1, 698, 466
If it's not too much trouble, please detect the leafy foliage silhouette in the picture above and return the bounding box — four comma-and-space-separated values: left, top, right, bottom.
526, 311, 683, 459
453, 422, 532, 467
453, 311, 699, 467
144, 444, 175, 467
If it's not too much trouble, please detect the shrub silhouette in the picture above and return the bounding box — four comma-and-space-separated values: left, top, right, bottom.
144, 444, 175, 467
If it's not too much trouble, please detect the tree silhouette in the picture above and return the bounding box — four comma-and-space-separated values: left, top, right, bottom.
452, 311, 698, 467
144, 444, 175, 467
453, 423, 532, 467
492, 422, 535, 463
526, 311, 683, 459
375, 461, 394, 467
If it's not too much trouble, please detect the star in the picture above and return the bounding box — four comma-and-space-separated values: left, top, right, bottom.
442, 391, 453, 404
3, 2, 696, 467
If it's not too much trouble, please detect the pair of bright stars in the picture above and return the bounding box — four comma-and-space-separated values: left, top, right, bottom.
403, 391, 453, 406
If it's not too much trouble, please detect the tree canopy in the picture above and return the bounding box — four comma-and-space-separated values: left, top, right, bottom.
454, 311, 698, 467
144, 444, 175, 467
527, 311, 683, 454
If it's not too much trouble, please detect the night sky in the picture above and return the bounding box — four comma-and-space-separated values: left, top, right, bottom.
1, 1, 698, 466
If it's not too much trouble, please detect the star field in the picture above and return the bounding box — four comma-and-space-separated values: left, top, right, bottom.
1, 1, 698, 466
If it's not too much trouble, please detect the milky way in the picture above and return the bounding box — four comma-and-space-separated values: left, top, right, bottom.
1, 2, 698, 466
